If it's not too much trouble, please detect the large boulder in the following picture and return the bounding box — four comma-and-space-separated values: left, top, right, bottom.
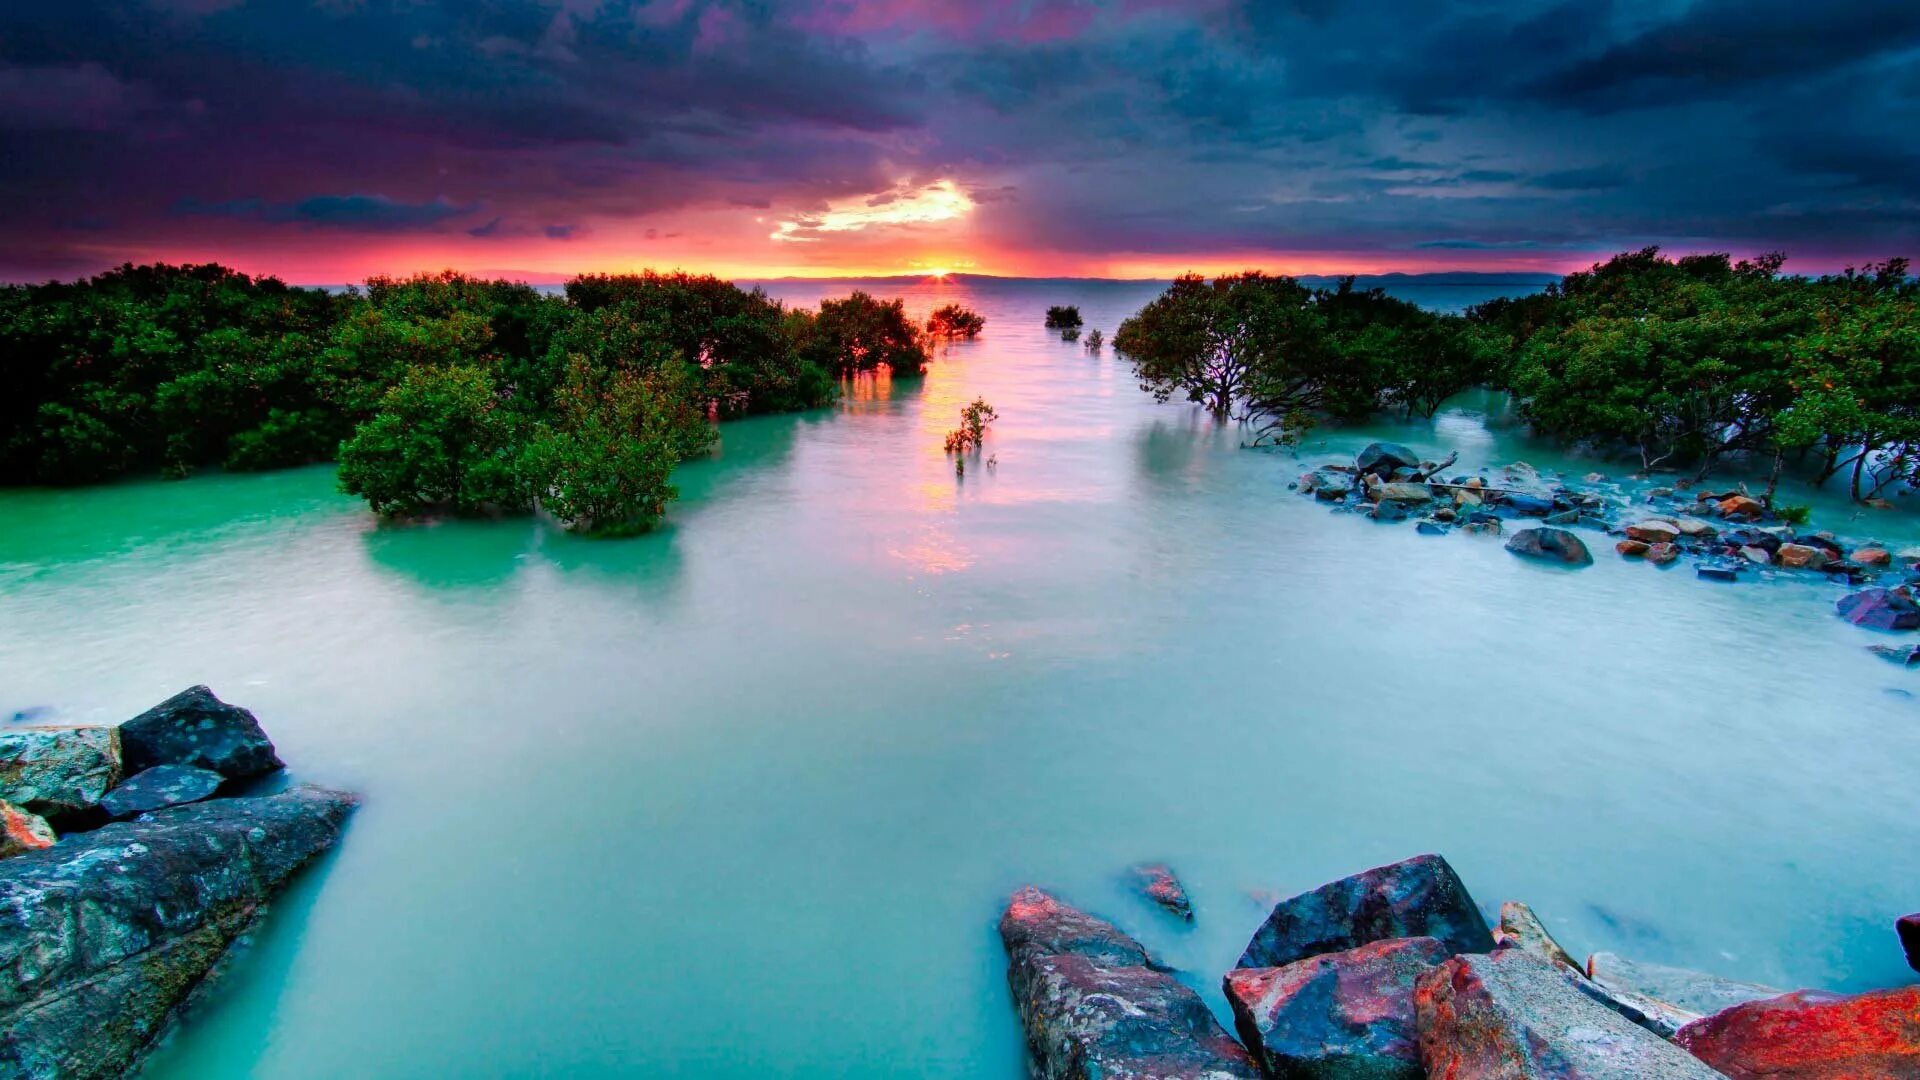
1237, 854, 1494, 970
119, 686, 283, 780
0, 800, 55, 859
1836, 587, 1920, 631
1415, 949, 1725, 1079
0, 785, 357, 1079
1225, 936, 1447, 1079
98, 764, 225, 819
1587, 952, 1782, 1019
1776, 543, 1830, 570
999, 887, 1259, 1079
1675, 986, 1920, 1079
1356, 443, 1421, 479
0, 726, 121, 819
1505, 527, 1593, 566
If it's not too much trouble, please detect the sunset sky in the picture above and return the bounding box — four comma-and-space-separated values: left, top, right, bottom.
3, 0, 1917, 283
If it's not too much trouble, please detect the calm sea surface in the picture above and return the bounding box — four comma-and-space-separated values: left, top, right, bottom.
2, 278, 1916, 1077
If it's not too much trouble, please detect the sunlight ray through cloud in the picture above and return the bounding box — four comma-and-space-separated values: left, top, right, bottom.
771, 179, 973, 243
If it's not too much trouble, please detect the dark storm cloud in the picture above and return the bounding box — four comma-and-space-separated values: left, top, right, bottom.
1, 0, 1916, 277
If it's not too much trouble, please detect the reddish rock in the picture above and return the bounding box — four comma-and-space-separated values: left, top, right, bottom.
1225, 937, 1447, 1079
0, 799, 55, 858
1000, 887, 1260, 1080
1647, 542, 1679, 565
1130, 863, 1194, 922
1719, 494, 1765, 518
1854, 547, 1893, 567
1624, 520, 1679, 543
1675, 986, 1920, 1079
1899, 915, 1920, 974
1837, 587, 1920, 631
1615, 539, 1650, 558
1777, 543, 1830, 570
1416, 949, 1724, 1079
1238, 854, 1494, 970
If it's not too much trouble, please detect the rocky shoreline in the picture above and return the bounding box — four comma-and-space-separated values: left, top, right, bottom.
0, 686, 355, 1078
1296, 442, 1920, 655
1000, 854, 1920, 1078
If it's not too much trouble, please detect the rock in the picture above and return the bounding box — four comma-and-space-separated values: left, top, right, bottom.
999, 887, 1259, 1080
1826, 563, 1872, 585
0, 726, 121, 819
1646, 542, 1679, 565
1501, 492, 1556, 516
1584, 472, 1607, 483
1675, 986, 1920, 1079
1625, 520, 1680, 543
1719, 494, 1765, 518
1544, 509, 1580, 525
0, 800, 55, 859
0, 785, 357, 1079
1674, 517, 1718, 538
1504, 527, 1593, 566
1734, 545, 1770, 565
1372, 482, 1433, 505
1494, 901, 1581, 973
1356, 442, 1422, 479
1616, 540, 1650, 558
1648, 487, 1674, 498
1315, 485, 1349, 502
1129, 863, 1194, 922
1898, 914, 1919, 974
119, 686, 283, 781
1867, 644, 1920, 666
1237, 853, 1494, 970
1462, 521, 1502, 537
1587, 952, 1782, 1020
1369, 502, 1411, 522
1432, 507, 1458, 523
1414, 949, 1725, 1079
1854, 547, 1893, 567
1416, 521, 1448, 536
1777, 543, 1829, 570
98, 765, 225, 819
1725, 528, 1781, 554
1225, 937, 1448, 1080
1896, 547, 1920, 566
1454, 488, 1484, 508
1836, 587, 1920, 631
1697, 564, 1741, 582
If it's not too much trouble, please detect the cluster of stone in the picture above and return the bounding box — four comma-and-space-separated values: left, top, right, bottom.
0, 686, 355, 1079
999, 853, 1920, 1078
1297, 444, 1920, 655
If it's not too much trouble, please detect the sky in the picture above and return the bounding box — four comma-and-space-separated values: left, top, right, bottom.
2, 0, 1917, 283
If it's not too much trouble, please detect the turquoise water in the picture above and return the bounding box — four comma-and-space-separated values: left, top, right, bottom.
2, 279, 1917, 1077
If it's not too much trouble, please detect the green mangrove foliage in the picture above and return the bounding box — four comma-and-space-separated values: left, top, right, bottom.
927, 303, 986, 340
0, 264, 939, 533
1117, 251, 1919, 502
1044, 305, 1083, 331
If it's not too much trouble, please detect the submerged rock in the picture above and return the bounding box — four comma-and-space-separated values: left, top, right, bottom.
120, 686, 283, 781
1225, 936, 1447, 1080
0, 726, 121, 819
1505, 527, 1593, 566
1647, 542, 1679, 565
999, 887, 1259, 1080
1237, 854, 1494, 970
1356, 443, 1421, 479
99, 764, 225, 819
0, 785, 357, 1079
1129, 863, 1194, 922
0, 800, 55, 858
1837, 587, 1920, 631
1494, 901, 1581, 973
1587, 952, 1781, 1020
1698, 564, 1741, 582
1415, 949, 1724, 1079
1675, 986, 1920, 1079
1870, 644, 1920, 666
1616, 539, 1650, 558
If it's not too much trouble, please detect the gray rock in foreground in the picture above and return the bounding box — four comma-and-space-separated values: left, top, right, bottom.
120, 686, 283, 781
1226, 936, 1448, 1079
0, 726, 121, 819
99, 764, 225, 819
1587, 951, 1782, 1020
0, 785, 357, 1079
999, 886, 1259, 1080
1415, 949, 1724, 1079
1237, 853, 1494, 970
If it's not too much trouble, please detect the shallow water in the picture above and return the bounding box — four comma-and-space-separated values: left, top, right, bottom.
2, 278, 1918, 1078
